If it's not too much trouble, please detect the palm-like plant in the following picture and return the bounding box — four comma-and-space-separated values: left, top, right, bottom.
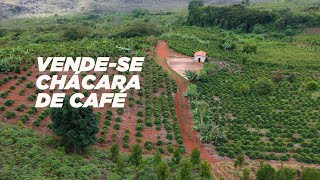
184, 70, 199, 83
184, 84, 198, 101
192, 100, 210, 128
200, 122, 226, 145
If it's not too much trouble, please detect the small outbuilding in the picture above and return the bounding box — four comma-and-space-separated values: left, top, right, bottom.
194, 51, 206, 63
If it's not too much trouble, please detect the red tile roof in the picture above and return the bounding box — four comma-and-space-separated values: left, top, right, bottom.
194, 51, 206, 57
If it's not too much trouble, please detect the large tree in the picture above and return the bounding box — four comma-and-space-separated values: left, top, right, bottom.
187, 0, 204, 24
256, 164, 276, 180
50, 96, 99, 153
188, 0, 204, 12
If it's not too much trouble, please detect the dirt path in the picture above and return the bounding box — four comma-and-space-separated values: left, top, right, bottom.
155, 41, 220, 168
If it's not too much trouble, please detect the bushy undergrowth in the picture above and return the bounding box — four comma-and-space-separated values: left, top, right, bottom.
0, 122, 212, 179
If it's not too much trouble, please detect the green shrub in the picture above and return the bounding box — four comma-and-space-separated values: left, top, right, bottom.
306, 81, 319, 91
137, 111, 144, 117
191, 148, 201, 165
27, 94, 36, 101
256, 164, 276, 180
115, 22, 163, 38
28, 107, 38, 115
136, 123, 144, 131
110, 143, 119, 162
26, 82, 34, 88
130, 144, 142, 166
144, 141, 153, 150
16, 104, 27, 112
117, 108, 124, 115
63, 25, 90, 40
4, 111, 16, 119
156, 140, 164, 146
113, 124, 120, 130
4, 100, 14, 106
254, 78, 275, 95
156, 161, 169, 180
276, 167, 296, 180
0, 106, 5, 111
233, 82, 250, 95
115, 117, 123, 122
301, 168, 320, 180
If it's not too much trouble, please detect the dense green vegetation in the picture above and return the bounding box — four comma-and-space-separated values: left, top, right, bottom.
174, 2, 320, 164
1, 121, 320, 179
161, 26, 320, 67
0, 122, 212, 179
50, 96, 99, 153
187, 0, 320, 33
0, 11, 182, 73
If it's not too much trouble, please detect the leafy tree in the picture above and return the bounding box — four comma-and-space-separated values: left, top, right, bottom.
276, 167, 296, 180
243, 168, 251, 180
276, 8, 294, 30
63, 25, 90, 40
287, 74, 297, 83
233, 82, 250, 95
116, 156, 125, 173
202, 62, 220, 75
50, 96, 99, 153
256, 164, 276, 180
180, 161, 192, 180
154, 151, 162, 165
191, 148, 201, 165
132, 9, 149, 18
187, 4, 276, 32
110, 143, 120, 162
301, 168, 320, 180
241, 0, 250, 6
187, 0, 204, 26
200, 161, 213, 179
306, 81, 318, 91
115, 22, 163, 38
130, 144, 142, 166
172, 148, 181, 164
234, 154, 245, 169
254, 78, 275, 95
243, 44, 257, 54
156, 161, 169, 180
220, 41, 236, 51
188, 0, 204, 12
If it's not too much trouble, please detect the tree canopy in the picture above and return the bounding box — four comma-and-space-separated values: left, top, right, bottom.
50, 95, 99, 153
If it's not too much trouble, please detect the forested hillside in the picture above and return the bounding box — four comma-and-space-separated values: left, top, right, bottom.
0, 0, 277, 20
187, 1, 320, 32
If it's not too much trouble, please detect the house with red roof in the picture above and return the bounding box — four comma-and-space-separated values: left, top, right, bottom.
194, 51, 206, 63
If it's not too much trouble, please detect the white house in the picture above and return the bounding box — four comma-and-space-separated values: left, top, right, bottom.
194, 51, 206, 63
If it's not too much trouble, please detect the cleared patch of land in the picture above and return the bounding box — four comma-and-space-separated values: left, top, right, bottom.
167, 56, 203, 79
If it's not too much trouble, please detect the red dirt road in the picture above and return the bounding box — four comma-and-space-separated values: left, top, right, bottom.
155, 41, 219, 166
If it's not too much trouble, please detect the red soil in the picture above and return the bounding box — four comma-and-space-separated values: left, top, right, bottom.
155, 41, 219, 165
0, 57, 177, 155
